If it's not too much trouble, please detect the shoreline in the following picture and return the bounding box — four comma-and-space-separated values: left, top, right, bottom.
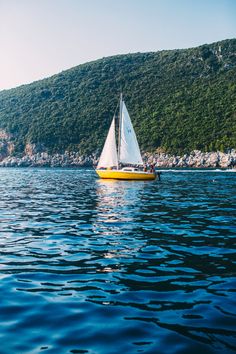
0, 149, 235, 168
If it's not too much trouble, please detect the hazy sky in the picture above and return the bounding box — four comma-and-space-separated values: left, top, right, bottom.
0, 0, 235, 91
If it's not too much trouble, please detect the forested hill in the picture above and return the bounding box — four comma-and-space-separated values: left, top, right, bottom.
0, 38, 236, 156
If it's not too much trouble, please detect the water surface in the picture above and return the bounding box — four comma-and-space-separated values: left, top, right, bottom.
0, 168, 235, 353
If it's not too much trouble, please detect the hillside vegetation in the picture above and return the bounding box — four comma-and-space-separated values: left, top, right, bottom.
0, 38, 236, 156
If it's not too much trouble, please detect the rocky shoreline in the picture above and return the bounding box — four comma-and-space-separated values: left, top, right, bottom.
0, 149, 236, 168
1, 130, 236, 168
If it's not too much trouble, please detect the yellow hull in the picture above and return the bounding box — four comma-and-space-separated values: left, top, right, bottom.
96, 169, 156, 180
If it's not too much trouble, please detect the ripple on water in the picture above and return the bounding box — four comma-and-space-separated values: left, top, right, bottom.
0, 168, 236, 353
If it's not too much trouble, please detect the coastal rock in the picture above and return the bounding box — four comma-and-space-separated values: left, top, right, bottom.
144, 150, 236, 169
24, 143, 47, 156
0, 149, 236, 168
0, 129, 14, 161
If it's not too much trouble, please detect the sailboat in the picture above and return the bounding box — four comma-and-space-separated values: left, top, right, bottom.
96, 94, 156, 180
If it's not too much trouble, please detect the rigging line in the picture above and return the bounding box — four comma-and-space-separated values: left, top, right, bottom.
113, 97, 120, 118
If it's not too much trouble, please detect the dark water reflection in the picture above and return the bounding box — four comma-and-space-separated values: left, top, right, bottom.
0, 168, 236, 353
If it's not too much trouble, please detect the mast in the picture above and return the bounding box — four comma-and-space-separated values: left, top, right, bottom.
117, 93, 123, 169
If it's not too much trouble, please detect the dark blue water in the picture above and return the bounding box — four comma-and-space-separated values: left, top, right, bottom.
0, 168, 235, 354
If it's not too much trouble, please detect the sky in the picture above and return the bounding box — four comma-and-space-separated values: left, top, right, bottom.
0, 0, 235, 91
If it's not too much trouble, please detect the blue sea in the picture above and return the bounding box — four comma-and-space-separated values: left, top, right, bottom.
0, 168, 235, 354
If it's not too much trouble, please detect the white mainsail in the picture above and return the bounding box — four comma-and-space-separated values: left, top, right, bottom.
119, 101, 143, 165
97, 118, 118, 168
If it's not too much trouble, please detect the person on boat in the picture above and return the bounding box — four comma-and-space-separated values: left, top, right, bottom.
144, 165, 147, 172
150, 164, 154, 173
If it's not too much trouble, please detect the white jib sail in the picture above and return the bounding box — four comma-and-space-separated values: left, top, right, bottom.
119, 102, 143, 165
97, 118, 118, 168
